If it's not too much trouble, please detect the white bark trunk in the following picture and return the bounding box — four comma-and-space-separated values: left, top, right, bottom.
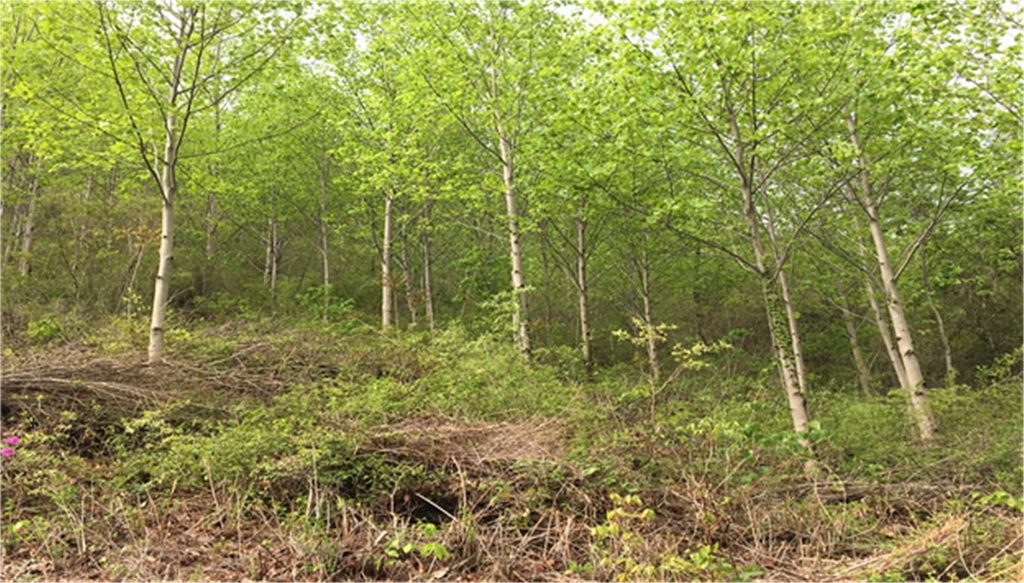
17, 168, 39, 277
269, 217, 278, 301
499, 134, 530, 356
836, 276, 872, 395
867, 276, 909, 389
147, 110, 177, 364
264, 216, 273, 288
491, 61, 530, 357
399, 224, 417, 326
921, 250, 955, 385
422, 200, 435, 332
728, 111, 811, 445
848, 113, 935, 442
744, 182, 810, 438
577, 211, 593, 379
639, 236, 659, 382
381, 192, 394, 329
319, 171, 330, 321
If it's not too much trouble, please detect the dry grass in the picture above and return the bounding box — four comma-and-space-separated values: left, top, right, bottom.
1, 339, 1021, 582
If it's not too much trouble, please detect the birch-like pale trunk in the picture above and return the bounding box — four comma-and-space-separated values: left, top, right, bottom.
422, 200, 435, 332
847, 113, 935, 442
850, 209, 909, 390
381, 192, 395, 329
760, 170, 808, 394
202, 191, 217, 296
399, 223, 417, 326
263, 215, 274, 288
72, 174, 94, 297
921, 249, 955, 385
727, 112, 811, 447
16, 168, 38, 277
319, 169, 330, 321
490, 60, 530, 357
263, 214, 279, 303
498, 132, 530, 356
147, 109, 178, 364
638, 234, 660, 382
269, 218, 278, 301
742, 180, 810, 439
836, 276, 872, 395
867, 275, 909, 389
576, 210, 593, 379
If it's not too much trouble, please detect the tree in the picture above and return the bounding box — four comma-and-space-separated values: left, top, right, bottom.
96, 0, 296, 363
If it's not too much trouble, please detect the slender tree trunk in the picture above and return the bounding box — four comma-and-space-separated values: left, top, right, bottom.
269, 217, 278, 302
726, 113, 811, 450
866, 275, 909, 389
72, 173, 94, 298
200, 42, 224, 299
921, 249, 955, 385
422, 200, 435, 332
4, 211, 21, 268
540, 220, 555, 336
777, 269, 807, 392
576, 205, 593, 380
319, 170, 330, 321
639, 232, 660, 382
745, 191, 809, 438
850, 210, 909, 390
399, 221, 417, 326
264, 216, 274, 288
836, 276, 872, 395
198, 191, 217, 297
491, 63, 530, 357
760, 177, 808, 394
499, 133, 530, 356
848, 113, 935, 442
381, 191, 395, 329
148, 110, 178, 364
17, 168, 39, 277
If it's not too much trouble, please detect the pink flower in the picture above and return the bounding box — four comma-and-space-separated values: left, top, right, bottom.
0, 448, 13, 458
2, 436, 20, 446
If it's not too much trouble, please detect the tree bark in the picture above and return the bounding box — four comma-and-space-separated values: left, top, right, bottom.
866, 274, 909, 389
72, 173, 94, 299
381, 191, 395, 329
760, 185, 809, 395
836, 276, 872, 395
16, 166, 39, 277
499, 132, 530, 356
147, 108, 178, 364
848, 113, 935, 442
728, 111, 811, 447
201, 190, 217, 296
490, 61, 530, 357
743, 181, 810, 439
422, 200, 435, 332
263, 214, 279, 304
399, 220, 418, 327
576, 202, 593, 380
319, 167, 331, 321
850, 210, 909, 391
921, 248, 955, 385
638, 232, 660, 382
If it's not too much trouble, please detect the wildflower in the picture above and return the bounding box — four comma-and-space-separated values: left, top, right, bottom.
0, 448, 12, 458
2, 436, 20, 446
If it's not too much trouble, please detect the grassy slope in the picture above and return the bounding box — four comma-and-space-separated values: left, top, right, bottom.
1, 316, 1021, 581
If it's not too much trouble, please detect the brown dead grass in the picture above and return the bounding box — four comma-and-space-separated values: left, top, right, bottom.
1, 341, 1021, 582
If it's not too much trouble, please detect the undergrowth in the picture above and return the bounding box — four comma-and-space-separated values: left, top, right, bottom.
1, 317, 1021, 581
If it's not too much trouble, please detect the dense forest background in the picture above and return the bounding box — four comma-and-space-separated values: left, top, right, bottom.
1, 1, 1022, 581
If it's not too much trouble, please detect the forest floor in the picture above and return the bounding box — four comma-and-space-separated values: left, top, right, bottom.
1, 318, 1021, 582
